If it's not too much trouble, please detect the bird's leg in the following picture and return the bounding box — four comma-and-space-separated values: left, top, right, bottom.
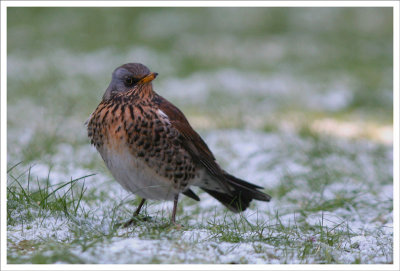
171, 194, 179, 224
134, 198, 146, 216
121, 198, 147, 228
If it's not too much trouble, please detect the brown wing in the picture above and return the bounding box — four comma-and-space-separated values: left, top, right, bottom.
153, 94, 232, 194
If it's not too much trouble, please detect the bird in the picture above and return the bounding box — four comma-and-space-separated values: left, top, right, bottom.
86, 63, 271, 225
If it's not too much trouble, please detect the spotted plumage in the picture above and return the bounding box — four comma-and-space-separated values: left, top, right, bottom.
87, 63, 271, 224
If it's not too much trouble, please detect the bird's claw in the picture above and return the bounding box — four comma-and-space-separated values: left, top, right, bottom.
115, 215, 152, 228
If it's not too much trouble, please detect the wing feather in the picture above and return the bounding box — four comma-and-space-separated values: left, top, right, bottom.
153, 94, 232, 194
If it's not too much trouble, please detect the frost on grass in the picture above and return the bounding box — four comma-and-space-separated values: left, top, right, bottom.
6, 7, 393, 265
7, 129, 392, 264
6, 54, 393, 264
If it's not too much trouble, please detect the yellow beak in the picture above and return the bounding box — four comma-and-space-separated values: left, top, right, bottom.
139, 72, 158, 84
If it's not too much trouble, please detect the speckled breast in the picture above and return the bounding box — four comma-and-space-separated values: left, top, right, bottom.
87, 98, 200, 199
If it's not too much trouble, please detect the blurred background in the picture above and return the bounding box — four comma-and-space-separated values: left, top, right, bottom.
7, 8, 393, 166
6, 7, 394, 264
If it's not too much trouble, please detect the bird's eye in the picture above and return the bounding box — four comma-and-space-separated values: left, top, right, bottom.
124, 76, 135, 86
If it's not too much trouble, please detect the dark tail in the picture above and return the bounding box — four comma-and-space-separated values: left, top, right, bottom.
201, 173, 271, 213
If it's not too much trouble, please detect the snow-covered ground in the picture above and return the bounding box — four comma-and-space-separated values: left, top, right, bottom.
7, 129, 393, 264
5, 7, 393, 265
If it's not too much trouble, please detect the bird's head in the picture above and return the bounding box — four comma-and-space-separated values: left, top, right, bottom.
103, 63, 158, 100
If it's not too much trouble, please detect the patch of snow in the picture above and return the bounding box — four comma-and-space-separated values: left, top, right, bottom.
8, 216, 71, 244
305, 211, 346, 229
7, 128, 393, 264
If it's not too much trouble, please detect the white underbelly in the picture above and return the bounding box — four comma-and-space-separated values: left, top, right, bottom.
98, 146, 179, 201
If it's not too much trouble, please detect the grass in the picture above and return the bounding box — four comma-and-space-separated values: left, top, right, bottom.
7, 163, 93, 226
6, 7, 393, 264
6, 130, 393, 264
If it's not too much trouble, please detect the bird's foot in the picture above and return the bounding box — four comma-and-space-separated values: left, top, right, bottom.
169, 219, 184, 230
172, 223, 183, 230
115, 215, 152, 228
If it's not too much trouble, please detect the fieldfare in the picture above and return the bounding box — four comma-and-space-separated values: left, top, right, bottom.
86, 63, 271, 225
